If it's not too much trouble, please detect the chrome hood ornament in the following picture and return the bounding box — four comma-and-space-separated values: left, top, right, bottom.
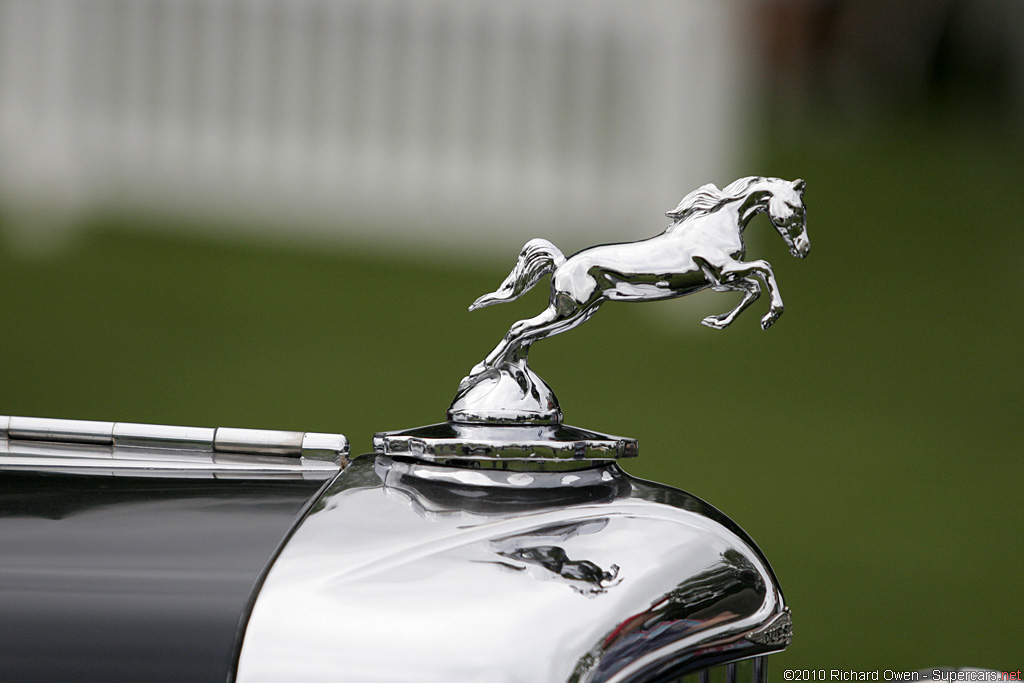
377, 176, 809, 467
451, 176, 808, 426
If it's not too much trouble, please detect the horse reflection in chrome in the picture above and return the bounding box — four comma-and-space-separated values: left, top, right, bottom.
469, 176, 808, 375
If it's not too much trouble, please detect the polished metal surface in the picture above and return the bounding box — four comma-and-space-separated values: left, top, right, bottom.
114, 422, 217, 451
236, 454, 789, 682
214, 427, 306, 456
450, 356, 562, 425
373, 421, 638, 469
0, 415, 349, 476
452, 176, 809, 426
298, 432, 352, 463
7, 416, 115, 444
0, 443, 338, 479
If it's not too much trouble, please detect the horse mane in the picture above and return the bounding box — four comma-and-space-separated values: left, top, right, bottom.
666, 176, 766, 221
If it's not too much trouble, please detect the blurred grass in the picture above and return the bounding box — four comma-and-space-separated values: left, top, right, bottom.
1, 119, 1022, 674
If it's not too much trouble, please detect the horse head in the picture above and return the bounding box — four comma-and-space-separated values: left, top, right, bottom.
766, 178, 810, 258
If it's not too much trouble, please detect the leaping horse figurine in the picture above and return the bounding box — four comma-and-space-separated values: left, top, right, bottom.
466, 176, 809, 379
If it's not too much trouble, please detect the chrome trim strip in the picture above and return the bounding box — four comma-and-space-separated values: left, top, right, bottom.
300, 433, 351, 463
215, 427, 304, 456
8, 416, 115, 445
114, 422, 215, 451
0, 456, 337, 477
0, 442, 341, 479
0, 415, 350, 471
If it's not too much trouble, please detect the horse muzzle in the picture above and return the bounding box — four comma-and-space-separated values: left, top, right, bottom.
791, 235, 810, 258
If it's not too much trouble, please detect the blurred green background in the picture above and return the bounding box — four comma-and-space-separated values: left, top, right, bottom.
4, 117, 1022, 673
2, 0, 1024, 677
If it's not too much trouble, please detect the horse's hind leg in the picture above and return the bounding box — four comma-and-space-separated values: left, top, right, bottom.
518, 302, 601, 348
476, 301, 599, 372
473, 305, 565, 373
702, 277, 761, 330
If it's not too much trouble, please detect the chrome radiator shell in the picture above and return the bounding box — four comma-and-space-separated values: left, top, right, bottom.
236, 454, 789, 682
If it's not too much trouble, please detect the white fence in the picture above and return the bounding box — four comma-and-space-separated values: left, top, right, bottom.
0, 0, 751, 256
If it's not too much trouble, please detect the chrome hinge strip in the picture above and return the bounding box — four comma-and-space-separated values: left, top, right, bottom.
1, 415, 348, 465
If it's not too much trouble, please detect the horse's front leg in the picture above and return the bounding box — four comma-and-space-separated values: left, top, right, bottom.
701, 277, 761, 330
718, 259, 784, 330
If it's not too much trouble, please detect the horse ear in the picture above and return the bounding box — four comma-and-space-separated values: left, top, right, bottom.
793, 179, 806, 194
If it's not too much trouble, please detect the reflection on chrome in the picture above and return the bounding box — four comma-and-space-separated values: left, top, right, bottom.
488, 518, 621, 596
235, 455, 788, 682
451, 176, 809, 427
491, 544, 621, 596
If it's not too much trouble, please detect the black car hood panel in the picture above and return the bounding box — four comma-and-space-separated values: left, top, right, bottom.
0, 471, 325, 683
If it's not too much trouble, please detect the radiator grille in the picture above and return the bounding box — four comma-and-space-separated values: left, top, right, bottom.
677, 656, 767, 683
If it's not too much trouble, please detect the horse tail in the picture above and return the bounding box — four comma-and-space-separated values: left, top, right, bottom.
469, 238, 565, 311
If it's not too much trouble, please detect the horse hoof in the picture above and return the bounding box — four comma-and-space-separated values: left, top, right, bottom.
459, 364, 489, 391
701, 316, 727, 330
